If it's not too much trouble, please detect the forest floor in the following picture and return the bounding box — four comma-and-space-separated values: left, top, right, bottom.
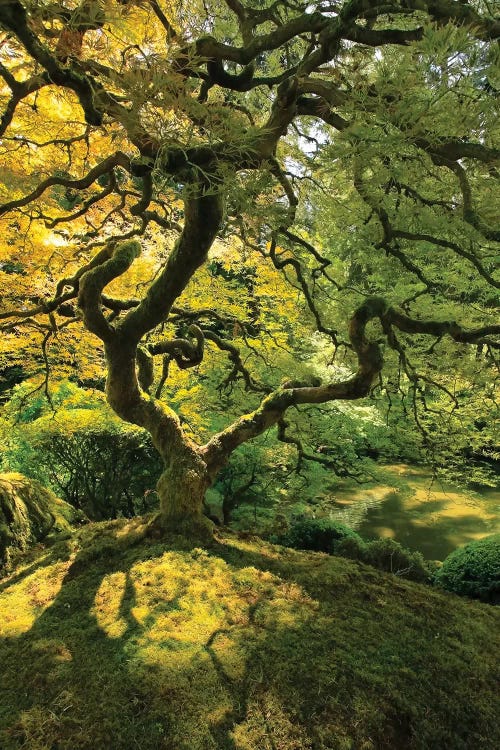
0, 517, 498, 750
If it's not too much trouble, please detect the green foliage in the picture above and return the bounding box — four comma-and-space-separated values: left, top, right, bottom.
434, 534, 500, 604
0, 381, 162, 520
272, 517, 363, 554
376, 384, 500, 488
0, 0, 498, 538
272, 518, 433, 583
361, 538, 432, 584
205, 400, 406, 530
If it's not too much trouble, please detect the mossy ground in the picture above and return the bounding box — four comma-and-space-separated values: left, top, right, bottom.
0, 519, 498, 750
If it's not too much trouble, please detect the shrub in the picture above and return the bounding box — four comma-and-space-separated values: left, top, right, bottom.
1, 381, 162, 520
273, 518, 433, 583
272, 517, 363, 554
334, 534, 368, 560
32, 426, 162, 520
362, 538, 431, 583
433, 534, 500, 603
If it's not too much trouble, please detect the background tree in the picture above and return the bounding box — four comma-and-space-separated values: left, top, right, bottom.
0, 0, 498, 534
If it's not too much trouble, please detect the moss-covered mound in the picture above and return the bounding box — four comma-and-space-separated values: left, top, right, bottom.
0, 473, 84, 570
0, 520, 499, 750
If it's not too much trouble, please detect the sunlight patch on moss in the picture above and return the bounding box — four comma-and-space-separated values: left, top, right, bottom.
232, 692, 314, 750
209, 632, 248, 681
0, 560, 70, 636
92, 571, 129, 638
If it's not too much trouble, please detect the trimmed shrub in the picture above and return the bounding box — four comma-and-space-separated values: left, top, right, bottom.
434, 534, 500, 603
272, 517, 363, 554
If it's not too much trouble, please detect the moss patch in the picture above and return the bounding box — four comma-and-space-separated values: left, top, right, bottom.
0, 521, 498, 749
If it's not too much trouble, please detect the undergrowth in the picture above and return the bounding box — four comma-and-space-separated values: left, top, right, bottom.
0, 519, 498, 750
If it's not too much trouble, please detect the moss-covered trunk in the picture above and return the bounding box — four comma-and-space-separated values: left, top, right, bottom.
155, 444, 212, 535
103, 338, 216, 536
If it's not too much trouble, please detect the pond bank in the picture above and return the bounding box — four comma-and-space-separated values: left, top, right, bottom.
328, 464, 500, 560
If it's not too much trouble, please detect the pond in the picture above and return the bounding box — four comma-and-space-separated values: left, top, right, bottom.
327, 465, 500, 561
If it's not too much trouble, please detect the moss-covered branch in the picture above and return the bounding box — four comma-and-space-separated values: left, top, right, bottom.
201, 296, 387, 473
201, 296, 499, 473
118, 188, 224, 343
78, 240, 141, 342
148, 325, 205, 370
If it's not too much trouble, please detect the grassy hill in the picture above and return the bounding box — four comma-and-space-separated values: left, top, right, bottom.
0, 518, 498, 750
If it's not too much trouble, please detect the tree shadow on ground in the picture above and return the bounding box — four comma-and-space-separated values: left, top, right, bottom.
0, 525, 280, 749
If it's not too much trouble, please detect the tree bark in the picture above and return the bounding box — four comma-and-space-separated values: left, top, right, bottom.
155, 445, 212, 537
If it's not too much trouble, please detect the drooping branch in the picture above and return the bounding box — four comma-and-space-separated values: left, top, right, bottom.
266, 236, 339, 346
393, 230, 500, 289
44, 176, 118, 229
280, 229, 342, 289
353, 161, 499, 291
277, 418, 364, 479
203, 330, 271, 394
148, 324, 268, 396
148, 0, 179, 40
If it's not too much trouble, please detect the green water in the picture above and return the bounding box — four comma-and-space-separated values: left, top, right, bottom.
327, 465, 500, 561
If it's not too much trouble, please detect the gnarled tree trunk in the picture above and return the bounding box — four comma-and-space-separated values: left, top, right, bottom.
105, 346, 216, 535
156, 447, 212, 536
